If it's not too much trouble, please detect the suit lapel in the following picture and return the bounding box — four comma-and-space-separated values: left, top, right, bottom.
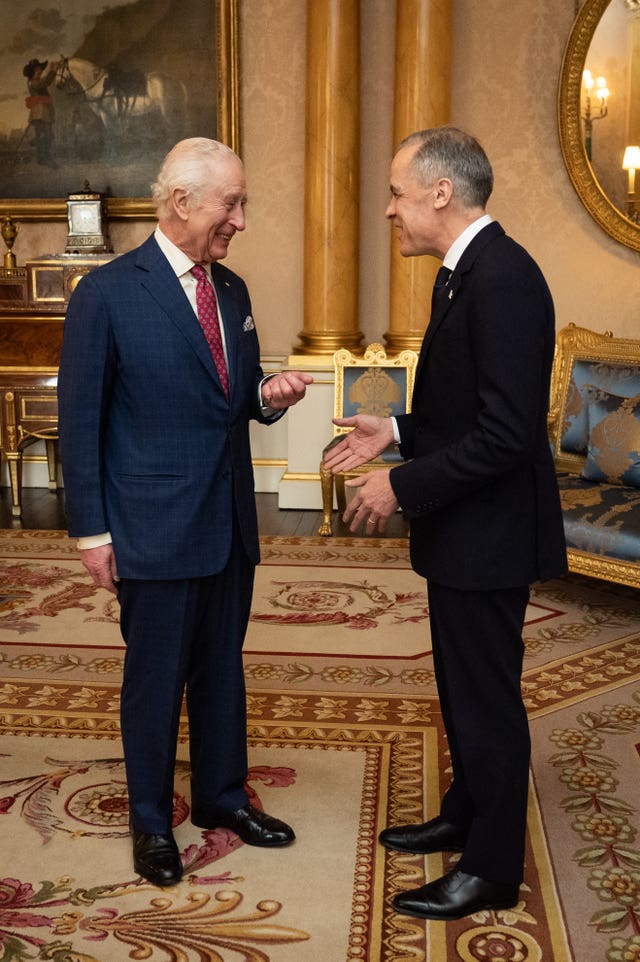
414, 221, 505, 385
135, 237, 226, 393
414, 278, 456, 386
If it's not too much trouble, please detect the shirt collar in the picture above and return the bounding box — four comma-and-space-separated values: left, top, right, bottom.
154, 226, 209, 279
442, 214, 493, 272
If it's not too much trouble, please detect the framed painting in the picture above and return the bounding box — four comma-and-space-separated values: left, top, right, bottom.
0, 0, 239, 221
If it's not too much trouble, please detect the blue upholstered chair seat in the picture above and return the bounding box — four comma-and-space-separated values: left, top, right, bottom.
557, 473, 640, 563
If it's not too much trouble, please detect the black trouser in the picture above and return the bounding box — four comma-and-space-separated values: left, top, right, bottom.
428, 580, 530, 883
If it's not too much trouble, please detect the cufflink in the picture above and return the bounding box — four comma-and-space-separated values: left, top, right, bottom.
243, 316, 255, 332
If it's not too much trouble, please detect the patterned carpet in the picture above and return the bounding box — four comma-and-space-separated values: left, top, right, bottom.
0, 531, 639, 961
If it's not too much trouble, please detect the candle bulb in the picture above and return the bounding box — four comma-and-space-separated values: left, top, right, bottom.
623, 146, 640, 195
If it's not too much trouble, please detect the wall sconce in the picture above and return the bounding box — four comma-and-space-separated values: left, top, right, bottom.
582, 68, 609, 161
622, 145, 640, 222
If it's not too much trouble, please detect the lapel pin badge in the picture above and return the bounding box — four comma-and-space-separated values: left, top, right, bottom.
243, 316, 255, 332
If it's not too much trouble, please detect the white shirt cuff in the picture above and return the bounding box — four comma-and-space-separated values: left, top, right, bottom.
77, 532, 112, 550
259, 373, 278, 414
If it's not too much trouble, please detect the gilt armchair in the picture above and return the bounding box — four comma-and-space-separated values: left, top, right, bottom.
318, 342, 418, 536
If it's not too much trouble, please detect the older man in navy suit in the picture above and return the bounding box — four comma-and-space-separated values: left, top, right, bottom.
324, 126, 567, 920
58, 138, 312, 887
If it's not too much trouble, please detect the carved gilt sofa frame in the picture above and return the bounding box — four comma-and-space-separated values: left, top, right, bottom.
547, 323, 640, 589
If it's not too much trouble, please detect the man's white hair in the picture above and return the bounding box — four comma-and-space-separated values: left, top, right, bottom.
151, 138, 241, 218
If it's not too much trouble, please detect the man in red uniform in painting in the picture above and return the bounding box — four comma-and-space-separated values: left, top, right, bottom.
23, 58, 61, 169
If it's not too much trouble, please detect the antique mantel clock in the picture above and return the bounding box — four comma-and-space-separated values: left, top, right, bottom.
21, 182, 116, 310
65, 180, 112, 254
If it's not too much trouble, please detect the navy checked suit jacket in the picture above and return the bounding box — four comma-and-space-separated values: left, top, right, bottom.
58, 234, 277, 580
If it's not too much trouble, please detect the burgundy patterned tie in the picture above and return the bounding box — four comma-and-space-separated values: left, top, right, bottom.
191, 265, 229, 397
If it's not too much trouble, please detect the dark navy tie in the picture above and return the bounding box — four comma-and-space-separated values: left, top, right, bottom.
434, 265, 451, 289
431, 265, 451, 313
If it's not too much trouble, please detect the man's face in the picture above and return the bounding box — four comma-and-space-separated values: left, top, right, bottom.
183, 155, 247, 264
385, 145, 443, 258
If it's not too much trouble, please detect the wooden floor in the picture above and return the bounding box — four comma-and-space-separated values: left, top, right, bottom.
0, 488, 409, 539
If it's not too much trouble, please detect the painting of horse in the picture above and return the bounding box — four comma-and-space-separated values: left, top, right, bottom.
54, 58, 188, 151
0, 0, 235, 212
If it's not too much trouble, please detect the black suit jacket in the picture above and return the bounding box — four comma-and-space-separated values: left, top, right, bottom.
390, 221, 567, 590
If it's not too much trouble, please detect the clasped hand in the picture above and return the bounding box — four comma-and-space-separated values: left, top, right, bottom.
322, 415, 399, 534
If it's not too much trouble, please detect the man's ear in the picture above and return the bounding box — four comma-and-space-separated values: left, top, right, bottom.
433, 178, 453, 209
171, 188, 190, 221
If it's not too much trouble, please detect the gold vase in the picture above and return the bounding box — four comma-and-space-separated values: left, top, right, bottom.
1, 217, 18, 269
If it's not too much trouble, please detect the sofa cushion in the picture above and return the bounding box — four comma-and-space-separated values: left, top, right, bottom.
581, 388, 640, 486
557, 474, 640, 562
560, 360, 640, 455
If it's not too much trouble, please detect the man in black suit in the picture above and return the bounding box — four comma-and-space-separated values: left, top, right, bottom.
323, 126, 567, 920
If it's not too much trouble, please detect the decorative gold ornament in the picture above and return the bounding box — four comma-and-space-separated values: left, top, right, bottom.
1, 216, 18, 269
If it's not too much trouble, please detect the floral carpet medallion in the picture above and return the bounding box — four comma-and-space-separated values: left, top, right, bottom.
251, 575, 427, 631
0, 531, 639, 960
0, 752, 310, 962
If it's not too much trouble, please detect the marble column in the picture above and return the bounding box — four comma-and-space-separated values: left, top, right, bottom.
296, 0, 362, 355
385, 0, 452, 353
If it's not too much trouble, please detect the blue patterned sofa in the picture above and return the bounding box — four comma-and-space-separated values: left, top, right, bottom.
548, 324, 640, 589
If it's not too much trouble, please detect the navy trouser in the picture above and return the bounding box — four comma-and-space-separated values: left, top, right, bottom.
118, 536, 254, 834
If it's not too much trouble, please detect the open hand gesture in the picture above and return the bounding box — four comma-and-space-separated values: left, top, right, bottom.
322, 415, 395, 473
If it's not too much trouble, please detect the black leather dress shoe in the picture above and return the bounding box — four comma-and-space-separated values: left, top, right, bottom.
192, 803, 295, 847
379, 816, 467, 854
132, 830, 182, 887
393, 869, 519, 921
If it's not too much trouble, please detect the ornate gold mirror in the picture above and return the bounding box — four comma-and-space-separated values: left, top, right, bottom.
558, 0, 640, 251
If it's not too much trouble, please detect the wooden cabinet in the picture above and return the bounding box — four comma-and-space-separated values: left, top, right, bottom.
0, 309, 63, 516
0, 308, 64, 366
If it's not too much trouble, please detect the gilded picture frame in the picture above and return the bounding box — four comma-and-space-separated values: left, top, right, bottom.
0, 0, 239, 221
557, 0, 640, 252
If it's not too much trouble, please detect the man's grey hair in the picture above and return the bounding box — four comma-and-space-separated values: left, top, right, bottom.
151, 137, 241, 218
399, 126, 494, 210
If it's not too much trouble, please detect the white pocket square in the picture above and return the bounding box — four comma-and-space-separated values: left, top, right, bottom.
243, 315, 255, 332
